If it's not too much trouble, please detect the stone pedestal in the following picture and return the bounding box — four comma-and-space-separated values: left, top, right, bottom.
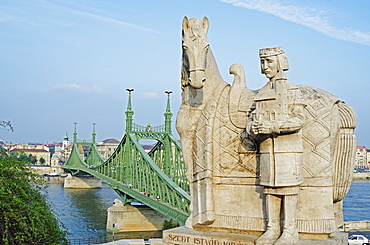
63, 174, 102, 188
163, 227, 348, 245
107, 199, 170, 232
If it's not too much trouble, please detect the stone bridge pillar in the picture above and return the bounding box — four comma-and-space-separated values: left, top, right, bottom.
107, 199, 170, 232
63, 174, 102, 189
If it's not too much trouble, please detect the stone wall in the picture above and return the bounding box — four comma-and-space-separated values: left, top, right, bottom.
31, 166, 64, 175
344, 221, 370, 231
353, 172, 370, 179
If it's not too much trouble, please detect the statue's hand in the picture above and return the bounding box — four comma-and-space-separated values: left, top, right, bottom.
248, 121, 260, 135
256, 121, 273, 134
247, 120, 279, 135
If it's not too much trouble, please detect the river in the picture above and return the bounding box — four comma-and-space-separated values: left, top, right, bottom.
46, 179, 369, 241
46, 182, 161, 242
343, 180, 370, 221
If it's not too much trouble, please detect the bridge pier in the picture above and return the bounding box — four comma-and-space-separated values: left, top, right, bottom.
63, 174, 102, 188
107, 199, 170, 232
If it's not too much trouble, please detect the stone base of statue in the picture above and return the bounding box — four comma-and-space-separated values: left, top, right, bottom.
163, 227, 348, 245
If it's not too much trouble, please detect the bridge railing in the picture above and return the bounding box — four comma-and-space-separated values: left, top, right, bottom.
132, 123, 165, 133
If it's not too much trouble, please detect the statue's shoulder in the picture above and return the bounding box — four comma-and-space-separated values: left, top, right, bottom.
297, 84, 341, 104
281, 80, 306, 105
280, 79, 299, 90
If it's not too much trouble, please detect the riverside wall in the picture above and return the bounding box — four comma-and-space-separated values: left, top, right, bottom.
353, 172, 370, 180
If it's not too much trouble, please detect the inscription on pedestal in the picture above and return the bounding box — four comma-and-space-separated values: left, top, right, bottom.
163, 227, 255, 245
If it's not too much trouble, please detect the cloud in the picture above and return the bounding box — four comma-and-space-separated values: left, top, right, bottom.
70, 9, 161, 34
45, 83, 107, 94
0, 1, 160, 33
220, 0, 370, 46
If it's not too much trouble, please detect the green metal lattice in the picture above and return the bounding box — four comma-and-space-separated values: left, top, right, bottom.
62, 90, 190, 225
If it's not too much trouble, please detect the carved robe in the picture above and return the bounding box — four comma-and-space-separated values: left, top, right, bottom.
248, 78, 305, 188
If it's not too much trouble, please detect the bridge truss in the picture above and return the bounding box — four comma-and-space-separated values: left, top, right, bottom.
62, 91, 190, 225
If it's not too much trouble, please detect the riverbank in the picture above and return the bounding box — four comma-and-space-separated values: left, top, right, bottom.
353, 172, 370, 179
43, 176, 66, 183
31, 165, 64, 175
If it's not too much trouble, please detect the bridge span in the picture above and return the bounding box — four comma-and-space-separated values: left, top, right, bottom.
62, 90, 190, 225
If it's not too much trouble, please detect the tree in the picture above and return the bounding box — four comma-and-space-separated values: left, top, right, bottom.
16, 151, 29, 162
39, 157, 45, 165
29, 155, 37, 165
0, 148, 68, 244
162, 219, 180, 230
0, 121, 13, 132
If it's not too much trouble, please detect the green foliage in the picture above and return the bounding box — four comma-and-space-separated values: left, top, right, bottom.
8, 151, 30, 163
8, 151, 39, 165
29, 155, 37, 165
162, 219, 180, 230
0, 148, 68, 244
0, 120, 13, 132
39, 157, 45, 165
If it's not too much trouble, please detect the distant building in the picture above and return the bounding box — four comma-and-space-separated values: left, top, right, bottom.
9, 144, 50, 165
142, 145, 155, 153
46, 142, 63, 157
53, 132, 73, 165
50, 153, 59, 167
355, 146, 370, 170
96, 138, 120, 160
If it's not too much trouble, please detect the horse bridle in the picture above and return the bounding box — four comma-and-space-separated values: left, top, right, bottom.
188, 68, 205, 72
187, 46, 208, 74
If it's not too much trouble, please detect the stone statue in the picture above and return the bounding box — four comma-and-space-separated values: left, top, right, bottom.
248, 47, 305, 244
167, 16, 356, 245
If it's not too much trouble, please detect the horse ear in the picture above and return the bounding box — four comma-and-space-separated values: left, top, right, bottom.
182, 16, 189, 32
202, 16, 209, 32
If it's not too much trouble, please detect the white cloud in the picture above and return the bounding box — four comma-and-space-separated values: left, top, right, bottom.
0, 1, 160, 33
69, 9, 161, 34
45, 83, 107, 94
220, 0, 370, 46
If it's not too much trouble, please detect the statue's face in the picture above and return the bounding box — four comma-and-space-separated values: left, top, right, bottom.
260, 55, 278, 79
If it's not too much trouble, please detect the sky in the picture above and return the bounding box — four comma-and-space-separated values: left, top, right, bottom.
1, 0, 370, 147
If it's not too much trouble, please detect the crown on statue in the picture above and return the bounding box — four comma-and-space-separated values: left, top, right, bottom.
259, 46, 285, 57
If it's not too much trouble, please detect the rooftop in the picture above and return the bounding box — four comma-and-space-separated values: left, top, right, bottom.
10, 148, 49, 153
98, 138, 120, 144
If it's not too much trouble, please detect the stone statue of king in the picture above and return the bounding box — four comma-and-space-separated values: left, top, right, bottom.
247, 47, 306, 245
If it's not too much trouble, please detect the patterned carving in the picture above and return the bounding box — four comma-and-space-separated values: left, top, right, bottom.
213, 215, 265, 231
297, 219, 336, 233
300, 86, 338, 178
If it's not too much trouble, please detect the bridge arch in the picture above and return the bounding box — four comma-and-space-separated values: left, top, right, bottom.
62, 90, 189, 225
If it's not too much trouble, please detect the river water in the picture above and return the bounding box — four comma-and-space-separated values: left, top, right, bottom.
343, 180, 370, 221
46, 180, 369, 241
46, 182, 161, 241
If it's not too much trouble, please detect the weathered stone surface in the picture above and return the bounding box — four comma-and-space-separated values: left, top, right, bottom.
174, 16, 356, 245
106, 199, 169, 232
63, 174, 102, 188
163, 227, 348, 245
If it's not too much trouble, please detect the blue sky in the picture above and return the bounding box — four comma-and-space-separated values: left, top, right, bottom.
1, 0, 370, 147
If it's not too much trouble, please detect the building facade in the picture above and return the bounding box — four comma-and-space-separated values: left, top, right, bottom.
96, 138, 120, 160
355, 146, 370, 170
9, 144, 51, 165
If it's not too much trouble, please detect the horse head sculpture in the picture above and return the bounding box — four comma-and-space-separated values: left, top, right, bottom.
181, 16, 210, 89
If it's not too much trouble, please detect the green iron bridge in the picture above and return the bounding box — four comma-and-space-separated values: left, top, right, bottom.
62, 90, 190, 225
